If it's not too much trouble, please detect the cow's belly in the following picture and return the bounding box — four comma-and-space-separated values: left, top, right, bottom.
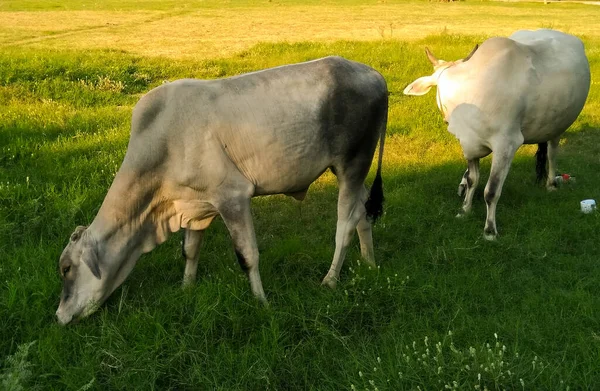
250, 152, 332, 196
519, 69, 589, 143
219, 119, 335, 196
520, 102, 582, 144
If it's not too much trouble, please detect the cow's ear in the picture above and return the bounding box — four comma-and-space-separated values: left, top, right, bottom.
70, 226, 87, 242
403, 76, 437, 96
82, 246, 102, 280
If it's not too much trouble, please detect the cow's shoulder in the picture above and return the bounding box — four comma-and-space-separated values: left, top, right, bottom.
131, 79, 214, 134
131, 82, 170, 135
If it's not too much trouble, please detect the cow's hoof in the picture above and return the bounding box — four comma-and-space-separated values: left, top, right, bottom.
456, 209, 470, 218
182, 276, 196, 288
546, 184, 558, 192
483, 232, 497, 241
321, 276, 337, 289
364, 259, 377, 269
258, 297, 269, 308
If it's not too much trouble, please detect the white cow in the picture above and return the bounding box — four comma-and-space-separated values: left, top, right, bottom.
56, 56, 388, 325
404, 29, 591, 240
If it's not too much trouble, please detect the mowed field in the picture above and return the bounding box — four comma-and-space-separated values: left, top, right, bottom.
1, 0, 599, 390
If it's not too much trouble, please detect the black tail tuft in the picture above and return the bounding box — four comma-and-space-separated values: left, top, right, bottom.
365, 171, 384, 223
535, 142, 548, 183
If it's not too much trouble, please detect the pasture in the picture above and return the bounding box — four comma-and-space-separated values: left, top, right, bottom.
1, 0, 599, 389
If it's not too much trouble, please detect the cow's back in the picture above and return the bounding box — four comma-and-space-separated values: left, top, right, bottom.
124, 56, 387, 196
444, 30, 590, 144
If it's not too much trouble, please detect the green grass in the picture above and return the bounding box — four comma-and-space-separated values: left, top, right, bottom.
2, 2, 600, 390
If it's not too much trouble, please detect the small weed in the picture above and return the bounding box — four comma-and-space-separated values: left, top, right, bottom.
0, 341, 36, 391
349, 333, 561, 390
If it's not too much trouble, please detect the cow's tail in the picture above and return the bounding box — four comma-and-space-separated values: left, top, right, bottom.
365, 103, 387, 223
535, 142, 548, 183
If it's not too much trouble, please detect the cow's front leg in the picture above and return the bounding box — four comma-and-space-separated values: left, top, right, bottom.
456, 159, 480, 218
182, 229, 204, 286
219, 197, 267, 304
483, 141, 521, 240
458, 168, 469, 197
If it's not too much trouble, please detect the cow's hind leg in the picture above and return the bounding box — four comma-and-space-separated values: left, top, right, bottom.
356, 185, 376, 267
457, 159, 480, 218
182, 229, 204, 286
483, 139, 522, 240
546, 137, 561, 190
322, 176, 369, 289
219, 197, 267, 304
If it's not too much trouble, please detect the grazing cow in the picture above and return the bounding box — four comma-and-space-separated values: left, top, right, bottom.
403, 29, 590, 240
56, 56, 388, 325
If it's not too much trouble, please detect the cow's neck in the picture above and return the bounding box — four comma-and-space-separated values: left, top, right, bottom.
88, 168, 180, 260
436, 65, 463, 121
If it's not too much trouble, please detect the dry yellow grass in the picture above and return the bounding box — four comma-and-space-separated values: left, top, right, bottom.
1, 2, 599, 59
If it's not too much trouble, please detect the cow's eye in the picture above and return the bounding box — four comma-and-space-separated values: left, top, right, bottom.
62, 266, 71, 276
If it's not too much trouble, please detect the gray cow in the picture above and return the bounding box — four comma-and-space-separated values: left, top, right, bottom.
404, 29, 590, 240
56, 56, 388, 325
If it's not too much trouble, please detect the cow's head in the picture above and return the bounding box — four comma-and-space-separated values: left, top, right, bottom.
403, 45, 479, 96
55, 226, 105, 325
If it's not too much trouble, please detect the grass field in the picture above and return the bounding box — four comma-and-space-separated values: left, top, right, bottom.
1, 1, 600, 390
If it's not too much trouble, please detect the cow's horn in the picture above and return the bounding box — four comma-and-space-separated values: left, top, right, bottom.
425, 47, 439, 66
463, 44, 479, 62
